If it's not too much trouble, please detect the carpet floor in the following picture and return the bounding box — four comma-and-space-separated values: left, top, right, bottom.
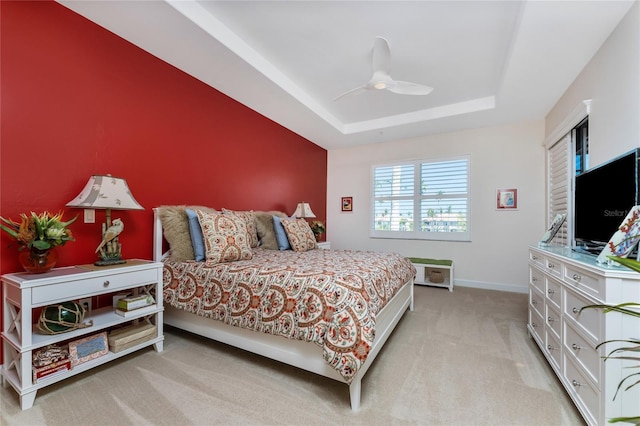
1, 286, 584, 425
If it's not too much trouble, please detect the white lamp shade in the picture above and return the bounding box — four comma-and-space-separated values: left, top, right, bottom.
292, 202, 316, 218
66, 175, 144, 210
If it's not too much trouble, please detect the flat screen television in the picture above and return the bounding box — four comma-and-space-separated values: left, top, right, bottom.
573, 148, 640, 255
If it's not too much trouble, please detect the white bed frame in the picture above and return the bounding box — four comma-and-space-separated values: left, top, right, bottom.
153, 209, 414, 411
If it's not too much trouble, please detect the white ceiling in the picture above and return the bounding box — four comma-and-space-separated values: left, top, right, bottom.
57, 0, 635, 150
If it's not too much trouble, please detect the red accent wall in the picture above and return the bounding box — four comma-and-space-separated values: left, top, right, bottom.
0, 1, 326, 363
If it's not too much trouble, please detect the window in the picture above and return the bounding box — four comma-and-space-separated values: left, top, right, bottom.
546, 116, 588, 247
371, 156, 470, 241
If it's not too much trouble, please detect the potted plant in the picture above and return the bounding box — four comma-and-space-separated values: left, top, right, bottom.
581, 246, 640, 423
309, 220, 325, 241
0, 211, 77, 273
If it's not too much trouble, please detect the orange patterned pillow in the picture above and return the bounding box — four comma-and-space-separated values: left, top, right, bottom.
196, 210, 253, 264
281, 218, 317, 252
222, 209, 259, 248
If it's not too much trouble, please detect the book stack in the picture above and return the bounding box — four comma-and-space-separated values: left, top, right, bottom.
115, 294, 155, 317
32, 344, 71, 383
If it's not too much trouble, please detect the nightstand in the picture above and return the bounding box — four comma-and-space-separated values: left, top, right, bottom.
317, 241, 331, 249
1, 259, 164, 410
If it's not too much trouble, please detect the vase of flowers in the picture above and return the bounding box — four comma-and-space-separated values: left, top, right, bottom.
309, 220, 325, 242
0, 211, 77, 273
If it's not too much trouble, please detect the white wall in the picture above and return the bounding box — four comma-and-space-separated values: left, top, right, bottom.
327, 120, 545, 293
546, 1, 639, 166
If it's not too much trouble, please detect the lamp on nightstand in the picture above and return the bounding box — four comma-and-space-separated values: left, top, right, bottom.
292, 202, 316, 219
66, 174, 144, 266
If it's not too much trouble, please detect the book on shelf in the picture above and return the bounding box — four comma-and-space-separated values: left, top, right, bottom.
115, 304, 156, 317
117, 294, 155, 311
33, 359, 71, 382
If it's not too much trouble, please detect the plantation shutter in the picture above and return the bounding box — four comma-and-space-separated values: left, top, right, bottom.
547, 133, 572, 246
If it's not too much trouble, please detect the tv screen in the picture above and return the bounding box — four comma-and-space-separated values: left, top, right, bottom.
574, 148, 640, 254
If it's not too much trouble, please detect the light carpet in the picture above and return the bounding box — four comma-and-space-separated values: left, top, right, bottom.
1, 286, 584, 425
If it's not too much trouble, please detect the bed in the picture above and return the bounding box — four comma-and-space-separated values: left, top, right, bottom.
153, 207, 415, 411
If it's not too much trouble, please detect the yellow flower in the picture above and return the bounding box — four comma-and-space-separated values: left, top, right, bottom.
0, 211, 77, 251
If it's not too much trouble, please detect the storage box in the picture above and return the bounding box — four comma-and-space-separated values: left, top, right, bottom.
108, 323, 157, 353
117, 295, 154, 311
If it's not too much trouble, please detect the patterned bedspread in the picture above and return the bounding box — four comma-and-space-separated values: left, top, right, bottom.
162, 248, 416, 382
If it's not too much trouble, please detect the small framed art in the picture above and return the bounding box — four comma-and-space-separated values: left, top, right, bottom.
69, 331, 109, 366
496, 188, 518, 210
341, 196, 353, 212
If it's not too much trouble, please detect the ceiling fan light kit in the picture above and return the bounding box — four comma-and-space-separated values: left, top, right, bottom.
335, 36, 433, 101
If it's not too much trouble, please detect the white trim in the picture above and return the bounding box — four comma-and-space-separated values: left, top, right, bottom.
545, 99, 591, 148
455, 279, 528, 294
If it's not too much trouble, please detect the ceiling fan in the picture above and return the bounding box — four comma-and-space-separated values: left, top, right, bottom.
334, 36, 433, 101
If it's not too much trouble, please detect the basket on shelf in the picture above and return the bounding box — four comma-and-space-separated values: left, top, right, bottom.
429, 270, 444, 283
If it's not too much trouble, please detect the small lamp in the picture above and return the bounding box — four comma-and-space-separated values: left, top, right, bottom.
292, 202, 316, 219
66, 174, 143, 266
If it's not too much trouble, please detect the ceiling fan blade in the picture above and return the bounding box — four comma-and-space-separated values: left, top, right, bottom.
333, 85, 367, 101
387, 81, 434, 95
372, 36, 391, 74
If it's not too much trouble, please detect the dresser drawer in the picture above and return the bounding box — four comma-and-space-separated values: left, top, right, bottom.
564, 355, 600, 425
546, 331, 562, 373
546, 277, 562, 310
530, 288, 544, 318
31, 268, 159, 305
564, 264, 603, 299
564, 322, 600, 385
529, 306, 544, 344
529, 250, 544, 268
545, 257, 562, 280
564, 287, 602, 344
530, 267, 545, 294
546, 303, 562, 340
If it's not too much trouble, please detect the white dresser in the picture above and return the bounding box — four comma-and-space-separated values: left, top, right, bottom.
528, 246, 640, 425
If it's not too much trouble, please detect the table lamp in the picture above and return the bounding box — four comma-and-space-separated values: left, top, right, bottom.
66, 174, 143, 266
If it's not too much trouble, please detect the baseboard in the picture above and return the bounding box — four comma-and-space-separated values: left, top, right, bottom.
454, 279, 528, 294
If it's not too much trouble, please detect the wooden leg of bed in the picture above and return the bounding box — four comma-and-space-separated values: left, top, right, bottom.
349, 379, 362, 412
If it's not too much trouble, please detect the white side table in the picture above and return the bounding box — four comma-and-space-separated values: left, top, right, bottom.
317, 241, 331, 249
1, 259, 164, 410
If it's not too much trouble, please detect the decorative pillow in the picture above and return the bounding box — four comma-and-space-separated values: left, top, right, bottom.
157, 205, 217, 261
196, 210, 253, 264
273, 215, 292, 251
281, 218, 317, 252
185, 209, 205, 261
221, 209, 259, 248
254, 211, 287, 250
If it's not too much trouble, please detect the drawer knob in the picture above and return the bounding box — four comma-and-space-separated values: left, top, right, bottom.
547, 344, 555, 351
547, 289, 555, 295
532, 256, 538, 260
571, 343, 581, 351
532, 322, 537, 328
572, 380, 581, 388
547, 316, 554, 323
572, 273, 581, 282
532, 300, 537, 305
103, 280, 110, 287
548, 263, 555, 269
532, 277, 538, 282
572, 307, 580, 314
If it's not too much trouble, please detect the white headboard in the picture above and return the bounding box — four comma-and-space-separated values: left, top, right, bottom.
152, 208, 168, 262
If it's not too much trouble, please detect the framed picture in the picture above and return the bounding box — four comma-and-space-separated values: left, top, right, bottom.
496, 188, 518, 210
597, 205, 640, 265
341, 196, 353, 212
69, 331, 108, 366
540, 213, 567, 244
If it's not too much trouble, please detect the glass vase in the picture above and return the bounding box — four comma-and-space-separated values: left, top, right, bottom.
18, 247, 58, 274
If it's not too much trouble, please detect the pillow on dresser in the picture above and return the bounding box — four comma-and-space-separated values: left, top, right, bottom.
221, 208, 259, 248
196, 210, 252, 264
281, 218, 317, 252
